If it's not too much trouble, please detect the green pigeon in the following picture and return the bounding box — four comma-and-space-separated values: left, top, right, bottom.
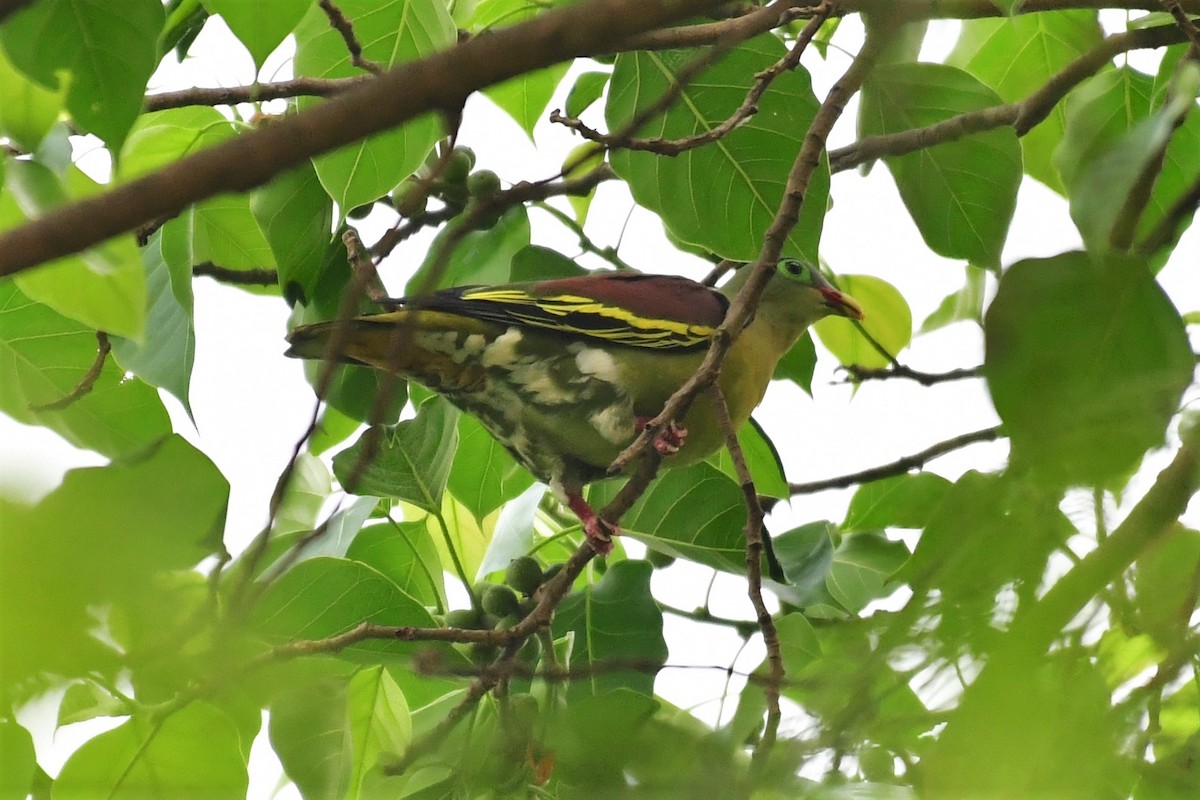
286, 259, 863, 553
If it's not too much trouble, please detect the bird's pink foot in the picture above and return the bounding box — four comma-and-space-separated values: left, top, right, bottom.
565, 491, 617, 555
637, 417, 688, 456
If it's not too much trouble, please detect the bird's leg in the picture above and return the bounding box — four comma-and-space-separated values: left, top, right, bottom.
636, 416, 688, 456
565, 493, 616, 555
552, 476, 616, 555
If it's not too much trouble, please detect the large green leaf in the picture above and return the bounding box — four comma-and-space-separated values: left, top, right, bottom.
53, 703, 247, 800
707, 418, 789, 500
406, 206, 531, 292
333, 397, 460, 513
294, 0, 455, 214
5, 161, 146, 340
346, 666, 412, 799
251, 161, 335, 306
346, 521, 447, 609
0, 435, 227, 684
447, 411, 535, 521
553, 560, 667, 699
0, 0, 163, 150
984, 251, 1192, 487
109, 230, 197, 414
253, 556, 436, 659
0, 44, 63, 151
0, 282, 169, 458
0, 720, 36, 800
119, 106, 237, 180
205, 0, 308, 67
269, 678, 354, 800
859, 62, 1021, 268
842, 473, 953, 532
948, 10, 1103, 193
606, 35, 828, 261
813, 274, 912, 368
1055, 65, 1200, 255
921, 651, 1124, 798
590, 462, 747, 574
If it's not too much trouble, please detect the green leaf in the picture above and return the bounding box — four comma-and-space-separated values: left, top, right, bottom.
921, 652, 1125, 798
189, 193, 278, 275
553, 560, 667, 699
607, 35, 828, 261
771, 521, 837, 611
561, 143, 606, 226
708, 418, 789, 500
0, 719, 36, 800
566, 70, 610, 118
251, 161, 334, 306
269, 678, 353, 800
346, 521, 447, 609
57, 680, 129, 727
0, 282, 170, 459
486, 62, 570, 139
407, 206, 531, 291
772, 332, 817, 394
0, 0, 163, 150
1134, 526, 1200, 647
204, 0, 308, 67
294, 0, 455, 214
813, 274, 912, 368
859, 62, 1021, 268
0, 44, 64, 151
109, 230, 197, 413
984, 251, 1192, 487
5, 161, 146, 340
53, 702, 247, 800
507, 243, 588, 283
948, 11, 1103, 193
1056, 67, 1200, 258
119, 106, 237, 181
589, 463, 747, 574
253, 557, 436, 659
447, 411, 535, 520
346, 666, 412, 798
333, 397, 460, 513
0, 436, 228, 683
842, 473, 953, 532
476, 484, 543, 579
824, 532, 909, 613
272, 452, 331, 538
921, 266, 986, 333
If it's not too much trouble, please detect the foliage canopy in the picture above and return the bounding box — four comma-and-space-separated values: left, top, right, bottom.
1, 1, 1199, 798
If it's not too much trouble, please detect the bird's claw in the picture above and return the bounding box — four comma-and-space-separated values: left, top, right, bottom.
582, 515, 617, 556
638, 417, 688, 456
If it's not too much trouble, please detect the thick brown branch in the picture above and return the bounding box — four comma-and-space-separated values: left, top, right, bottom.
789, 425, 1004, 494
29, 332, 111, 411
615, 0, 813, 50
0, 0, 723, 279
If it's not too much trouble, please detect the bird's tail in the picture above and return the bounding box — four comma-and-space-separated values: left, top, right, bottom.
286, 310, 488, 392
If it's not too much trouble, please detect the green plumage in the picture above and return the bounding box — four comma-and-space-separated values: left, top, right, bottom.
287, 259, 863, 552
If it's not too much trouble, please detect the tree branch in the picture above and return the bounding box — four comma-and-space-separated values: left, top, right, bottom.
789, 425, 1004, 494
28, 332, 111, 412
144, 77, 366, 112
0, 0, 725, 280
828, 25, 1187, 174
844, 363, 981, 386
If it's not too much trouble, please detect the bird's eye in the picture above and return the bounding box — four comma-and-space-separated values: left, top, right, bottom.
782, 259, 803, 276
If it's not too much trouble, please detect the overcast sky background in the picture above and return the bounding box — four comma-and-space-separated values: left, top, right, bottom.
5, 10, 1200, 794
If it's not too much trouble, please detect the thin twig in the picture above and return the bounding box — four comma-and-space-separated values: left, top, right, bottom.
29, 331, 111, 411
551, 2, 833, 156
319, 0, 384, 75
828, 25, 1186, 173
710, 382, 784, 762
610, 19, 893, 476
192, 262, 278, 285
144, 77, 366, 112
789, 425, 1004, 494
843, 363, 981, 386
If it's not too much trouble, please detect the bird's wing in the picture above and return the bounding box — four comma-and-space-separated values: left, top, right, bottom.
399, 272, 728, 350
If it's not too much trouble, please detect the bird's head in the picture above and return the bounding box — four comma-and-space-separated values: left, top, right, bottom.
772, 258, 864, 322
